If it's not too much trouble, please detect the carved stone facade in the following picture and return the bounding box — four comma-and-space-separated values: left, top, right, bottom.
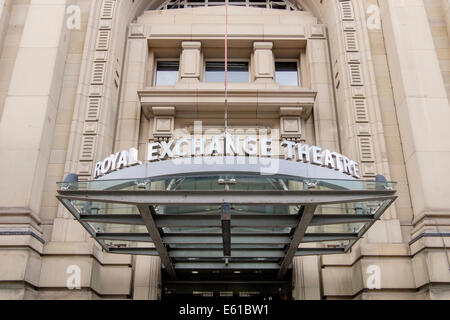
0, 0, 449, 299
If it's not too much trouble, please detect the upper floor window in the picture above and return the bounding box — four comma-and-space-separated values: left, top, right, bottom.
275, 61, 299, 86
158, 0, 303, 11
205, 61, 249, 83
155, 60, 179, 86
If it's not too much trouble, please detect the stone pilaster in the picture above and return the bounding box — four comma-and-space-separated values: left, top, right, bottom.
380, 0, 450, 296
292, 255, 321, 300
305, 26, 340, 150
253, 42, 274, 83
133, 251, 162, 300
114, 24, 148, 152
180, 41, 201, 83
0, 0, 70, 297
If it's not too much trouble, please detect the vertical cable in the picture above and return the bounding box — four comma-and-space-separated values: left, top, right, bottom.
224, 0, 229, 155
223, 1, 231, 262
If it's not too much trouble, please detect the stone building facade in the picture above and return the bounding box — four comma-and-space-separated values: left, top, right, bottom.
0, 0, 449, 300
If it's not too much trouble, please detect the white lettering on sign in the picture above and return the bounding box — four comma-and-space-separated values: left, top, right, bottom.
280, 141, 360, 178
93, 136, 360, 179
94, 148, 140, 178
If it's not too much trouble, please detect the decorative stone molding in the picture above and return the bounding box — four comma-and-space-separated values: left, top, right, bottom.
180, 41, 202, 81
344, 30, 359, 51
129, 24, 146, 38
308, 24, 326, 39
153, 116, 175, 139
79, 136, 96, 161
279, 107, 304, 116
280, 117, 302, 139
348, 64, 363, 86
339, 0, 355, 20
85, 97, 102, 121
78, 0, 117, 180
91, 62, 107, 84
100, 0, 115, 19
253, 42, 274, 81
152, 106, 175, 116
96, 29, 111, 51
139, 88, 316, 119
353, 99, 369, 123
151, 106, 176, 140
336, 0, 375, 177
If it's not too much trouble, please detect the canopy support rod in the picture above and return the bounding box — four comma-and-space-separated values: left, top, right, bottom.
137, 205, 177, 280
277, 204, 317, 279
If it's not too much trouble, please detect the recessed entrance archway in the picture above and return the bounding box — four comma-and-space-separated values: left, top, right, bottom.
62, 0, 397, 299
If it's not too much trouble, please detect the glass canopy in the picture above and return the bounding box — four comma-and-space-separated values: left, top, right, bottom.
56, 174, 396, 280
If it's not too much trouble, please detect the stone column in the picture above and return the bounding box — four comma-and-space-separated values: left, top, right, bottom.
380, 0, 450, 296
0, 0, 69, 215
380, 0, 450, 224
0, 0, 69, 297
133, 254, 162, 300
253, 42, 274, 83
180, 41, 201, 83
292, 255, 321, 300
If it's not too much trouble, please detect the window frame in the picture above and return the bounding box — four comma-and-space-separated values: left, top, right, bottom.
203, 58, 251, 83
274, 59, 301, 87
153, 58, 181, 86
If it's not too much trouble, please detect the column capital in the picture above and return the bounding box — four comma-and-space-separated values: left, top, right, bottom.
181, 41, 201, 50
253, 42, 273, 50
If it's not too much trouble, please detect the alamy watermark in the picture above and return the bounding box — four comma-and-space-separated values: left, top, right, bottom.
367, 4, 381, 30
66, 5, 81, 30
66, 265, 81, 290
366, 265, 381, 289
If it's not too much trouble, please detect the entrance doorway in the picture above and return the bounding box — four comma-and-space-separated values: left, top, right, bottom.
161, 270, 292, 300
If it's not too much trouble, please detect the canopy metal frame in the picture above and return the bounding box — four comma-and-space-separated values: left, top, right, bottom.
57, 186, 396, 281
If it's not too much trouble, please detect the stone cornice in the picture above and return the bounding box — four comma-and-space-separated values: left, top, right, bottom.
0, 207, 42, 233
139, 87, 316, 119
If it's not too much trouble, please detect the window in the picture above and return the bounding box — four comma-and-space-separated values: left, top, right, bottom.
155, 61, 179, 86
205, 61, 249, 83
247, 0, 267, 9
275, 61, 299, 86
158, 0, 302, 11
